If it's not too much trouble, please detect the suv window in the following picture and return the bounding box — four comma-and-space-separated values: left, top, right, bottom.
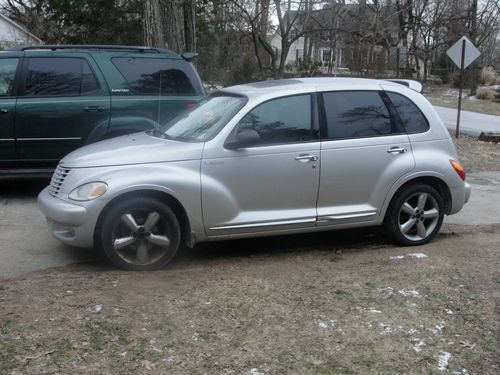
24, 57, 99, 97
386, 92, 430, 134
322, 91, 401, 139
0, 58, 19, 96
236, 94, 315, 146
112, 57, 199, 95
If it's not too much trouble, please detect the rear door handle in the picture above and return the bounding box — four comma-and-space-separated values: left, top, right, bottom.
83, 106, 105, 112
387, 146, 407, 154
295, 154, 319, 162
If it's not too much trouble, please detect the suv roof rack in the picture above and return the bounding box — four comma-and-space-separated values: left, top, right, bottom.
9, 44, 175, 54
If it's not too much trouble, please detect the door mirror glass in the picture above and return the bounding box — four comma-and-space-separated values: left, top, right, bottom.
225, 129, 261, 149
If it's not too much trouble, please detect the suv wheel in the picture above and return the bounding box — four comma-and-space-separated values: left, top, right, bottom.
100, 197, 181, 270
384, 183, 444, 246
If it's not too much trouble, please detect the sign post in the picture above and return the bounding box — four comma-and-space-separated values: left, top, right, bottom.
446, 36, 480, 138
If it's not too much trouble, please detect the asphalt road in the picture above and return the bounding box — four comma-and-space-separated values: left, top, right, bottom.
434, 105, 500, 136
1, 172, 499, 279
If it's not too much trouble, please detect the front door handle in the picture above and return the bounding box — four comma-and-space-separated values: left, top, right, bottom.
387, 146, 407, 154
295, 154, 319, 162
83, 106, 105, 112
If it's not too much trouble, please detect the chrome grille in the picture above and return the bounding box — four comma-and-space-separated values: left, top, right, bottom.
49, 165, 71, 196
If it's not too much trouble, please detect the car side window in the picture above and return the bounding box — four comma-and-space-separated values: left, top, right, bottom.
112, 57, 198, 96
0, 58, 19, 96
386, 92, 430, 134
322, 91, 402, 139
235, 94, 315, 146
24, 57, 99, 97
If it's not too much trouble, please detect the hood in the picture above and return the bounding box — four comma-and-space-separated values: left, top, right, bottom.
60, 132, 204, 168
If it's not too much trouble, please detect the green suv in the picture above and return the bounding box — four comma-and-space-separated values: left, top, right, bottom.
0, 45, 204, 175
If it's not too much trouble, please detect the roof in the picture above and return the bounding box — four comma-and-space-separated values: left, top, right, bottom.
0, 14, 42, 43
221, 77, 405, 99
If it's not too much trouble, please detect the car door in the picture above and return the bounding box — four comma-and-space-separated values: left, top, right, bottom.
0, 57, 20, 167
201, 93, 321, 237
14, 54, 110, 166
317, 90, 415, 226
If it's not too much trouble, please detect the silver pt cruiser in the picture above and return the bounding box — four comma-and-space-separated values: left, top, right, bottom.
38, 78, 471, 270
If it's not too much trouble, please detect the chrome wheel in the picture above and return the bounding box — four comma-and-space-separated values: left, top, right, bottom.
112, 210, 171, 266
398, 192, 440, 242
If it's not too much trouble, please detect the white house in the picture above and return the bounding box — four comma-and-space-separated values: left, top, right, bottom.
0, 14, 42, 49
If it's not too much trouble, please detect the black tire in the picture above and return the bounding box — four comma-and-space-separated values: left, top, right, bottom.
384, 183, 444, 246
99, 197, 181, 271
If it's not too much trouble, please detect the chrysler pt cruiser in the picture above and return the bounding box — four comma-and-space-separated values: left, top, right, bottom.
38, 78, 471, 270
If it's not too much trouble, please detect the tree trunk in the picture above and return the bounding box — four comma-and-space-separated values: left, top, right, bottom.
469, 0, 478, 95
183, 0, 196, 51
163, 0, 185, 52
143, 0, 164, 47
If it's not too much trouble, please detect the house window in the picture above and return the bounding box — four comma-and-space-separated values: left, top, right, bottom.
321, 49, 332, 62
296, 49, 304, 60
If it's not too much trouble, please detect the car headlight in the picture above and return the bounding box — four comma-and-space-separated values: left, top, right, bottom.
68, 182, 108, 201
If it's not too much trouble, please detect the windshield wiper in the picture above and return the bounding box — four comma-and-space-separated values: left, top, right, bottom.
146, 129, 170, 140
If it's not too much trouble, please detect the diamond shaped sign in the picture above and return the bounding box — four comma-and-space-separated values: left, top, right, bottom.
446, 36, 481, 69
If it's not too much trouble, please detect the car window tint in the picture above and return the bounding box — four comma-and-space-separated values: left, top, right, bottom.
237, 94, 314, 145
0, 58, 19, 96
387, 92, 429, 133
323, 91, 395, 139
24, 58, 98, 97
112, 57, 198, 95
81, 61, 100, 94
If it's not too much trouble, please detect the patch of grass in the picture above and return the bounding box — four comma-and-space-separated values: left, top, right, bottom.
50, 338, 72, 365
427, 95, 500, 116
85, 320, 130, 351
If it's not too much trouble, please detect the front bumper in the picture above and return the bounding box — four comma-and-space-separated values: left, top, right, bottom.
38, 187, 96, 248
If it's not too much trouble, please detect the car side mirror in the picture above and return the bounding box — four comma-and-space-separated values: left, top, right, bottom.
225, 129, 261, 150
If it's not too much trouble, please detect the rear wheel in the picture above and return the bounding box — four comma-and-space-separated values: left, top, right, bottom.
384, 183, 444, 246
100, 197, 181, 270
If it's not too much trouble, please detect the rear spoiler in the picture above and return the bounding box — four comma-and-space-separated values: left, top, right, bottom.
384, 79, 422, 93
181, 52, 198, 61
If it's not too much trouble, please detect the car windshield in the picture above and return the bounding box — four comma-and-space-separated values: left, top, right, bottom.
154, 94, 246, 142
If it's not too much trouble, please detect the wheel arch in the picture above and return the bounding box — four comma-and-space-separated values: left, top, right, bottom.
94, 189, 193, 250
383, 175, 453, 220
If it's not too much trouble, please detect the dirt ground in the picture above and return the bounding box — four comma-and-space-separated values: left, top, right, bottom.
1, 136, 499, 375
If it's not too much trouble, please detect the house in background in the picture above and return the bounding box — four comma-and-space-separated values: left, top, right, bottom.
0, 14, 42, 49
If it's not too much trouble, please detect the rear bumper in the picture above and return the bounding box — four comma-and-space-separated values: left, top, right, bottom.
464, 182, 471, 204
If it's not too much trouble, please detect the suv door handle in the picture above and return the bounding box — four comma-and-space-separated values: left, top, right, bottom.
387, 147, 407, 154
83, 106, 105, 112
295, 154, 319, 162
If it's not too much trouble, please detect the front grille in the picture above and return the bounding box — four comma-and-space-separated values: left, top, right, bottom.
49, 165, 71, 196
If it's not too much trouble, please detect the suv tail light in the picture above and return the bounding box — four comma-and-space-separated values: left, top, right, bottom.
450, 160, 466, 181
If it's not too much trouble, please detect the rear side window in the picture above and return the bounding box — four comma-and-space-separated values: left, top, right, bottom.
24, 57, 99, 97
236, 94, 315, 145
322, 91, 402, 139
112, 57, 201, 96
386, 92, 429, 134
0, 58, 19, 96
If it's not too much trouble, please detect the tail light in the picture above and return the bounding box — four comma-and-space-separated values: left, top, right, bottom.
185, 102, 195, 109
450, 160, 466, 181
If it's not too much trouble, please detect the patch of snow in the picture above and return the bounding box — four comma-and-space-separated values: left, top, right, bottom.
437, 351, 451, 371
408, 328, 418, 335
93, 304, 102, 313
368, 308, 382, 314
407, 252, 428, 258
250, 368, 264, 375
378, 287, 394, 296
329, 319, 337, 327
398, 289, 421, 298
366, 322, 373, 328
192, 332, 199, 341
453, 369, 469, 375
378, 322, 392, 335
317, 319, 336, 329
412, 339, 425, 353
318, 321, 328, 329
390, 255, 405, 260
434, 321, 446, 334
445, 309, 454, 315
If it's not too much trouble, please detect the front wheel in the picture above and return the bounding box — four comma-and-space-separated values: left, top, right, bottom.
99, 197, 181, 271
384, 183, 444, 246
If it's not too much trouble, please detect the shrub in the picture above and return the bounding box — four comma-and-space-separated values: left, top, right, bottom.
480, 66, 496, 86
475, 86, 495, 100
